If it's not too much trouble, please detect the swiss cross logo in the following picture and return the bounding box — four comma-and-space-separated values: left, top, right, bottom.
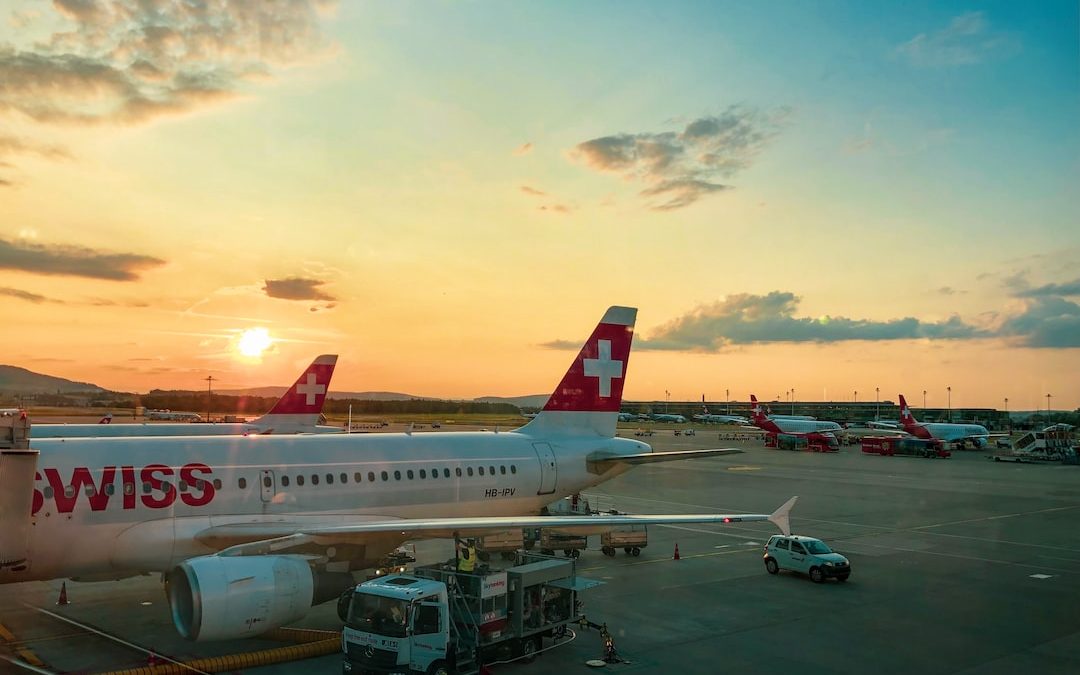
295, 373, 326, 405
583, 339, 623, 398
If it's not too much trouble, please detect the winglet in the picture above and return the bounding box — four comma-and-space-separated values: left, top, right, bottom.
767, 496, 798, 535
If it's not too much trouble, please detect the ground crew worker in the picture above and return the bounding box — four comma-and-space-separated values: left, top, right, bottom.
455, 535, 476, 573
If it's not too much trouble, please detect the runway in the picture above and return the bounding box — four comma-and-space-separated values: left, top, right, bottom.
2, 429, 1078, 674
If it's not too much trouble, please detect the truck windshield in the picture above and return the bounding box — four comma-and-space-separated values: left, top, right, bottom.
805, 541, 832, 554
347, 594, 408, 638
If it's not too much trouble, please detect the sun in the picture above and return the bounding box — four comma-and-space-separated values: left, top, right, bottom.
237, 328, 273, 358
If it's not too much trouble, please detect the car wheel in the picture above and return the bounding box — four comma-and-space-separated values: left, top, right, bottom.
765, 558, 779, 575
837, 574, 850, 582
427, 661, 450, 675
809, 567, 825, 583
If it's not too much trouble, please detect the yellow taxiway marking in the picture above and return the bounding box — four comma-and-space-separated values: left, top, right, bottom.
725, 465, 762, 471
0, 621, 46, 668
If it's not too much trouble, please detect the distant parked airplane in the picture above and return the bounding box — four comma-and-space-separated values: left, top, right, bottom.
750, 395, 841, 433
692, 395, 750, 425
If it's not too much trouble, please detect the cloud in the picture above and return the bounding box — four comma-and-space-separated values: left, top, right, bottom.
538, 204, 573, 214
997, 297, 1080, 348
0, 1, 335, 127
570, 105, 787, 210
0, 237, 165, 280
263, 277, 335, 301
897, 11, 1020, 67
513, 142, 534, 156
519, 185, 546, 196
0, 133, 71, 160
1014, 278, 1080, 298
0, 286, 57, 304
639, 293, 988, 350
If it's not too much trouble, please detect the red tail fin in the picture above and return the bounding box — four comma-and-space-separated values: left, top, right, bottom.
523, 306, 636, 436
251, 355, 338, 432
898, 394, 917, 425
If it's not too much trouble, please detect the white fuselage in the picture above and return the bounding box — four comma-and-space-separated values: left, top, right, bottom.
764, 418, 841, 434
7, 430, 643, 584
909, 422, 989, 442
30, 421, 343, 438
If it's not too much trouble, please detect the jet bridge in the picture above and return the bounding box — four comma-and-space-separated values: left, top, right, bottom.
0, 411, 35, 573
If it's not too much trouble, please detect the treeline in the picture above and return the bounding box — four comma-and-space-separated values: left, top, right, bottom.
140, 391, 521, 416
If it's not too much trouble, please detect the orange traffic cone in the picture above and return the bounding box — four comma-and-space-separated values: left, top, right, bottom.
56, 582, 70, 606
673, 543, 681, 560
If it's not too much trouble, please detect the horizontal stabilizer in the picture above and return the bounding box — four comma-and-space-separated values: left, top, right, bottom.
588, 448, 742, 468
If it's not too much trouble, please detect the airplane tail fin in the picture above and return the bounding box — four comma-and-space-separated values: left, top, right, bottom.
519, 306, 636, 438
898, 394, 917, 425
251, 355, 338, 433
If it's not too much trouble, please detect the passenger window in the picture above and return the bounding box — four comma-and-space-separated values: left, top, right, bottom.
238, 477, 247, 489
455, 468, 462, 477
467, 467, 474, 477
178, 481, 188, 492
500, 466, 506, 475
407, 470, 414, 479
312, 474, 320, 485
85, 485, 95, 496
281, 476, 290, 487
123, 483, 133, 496
142, 482, 151, 494
297, 475, 305, 486
162, 481, 172, 493
355, 472, 362, 483
263, 476, 272, 488
791, 542, 806, 554
420, 469, 427, 479
213, 479, 223, 490
776, 539, 789, 551
340, 473, 347, 484
381, 471, 388, 481
489, 466, 495, 476
327, 473, 334, 484
444, 468, 451, 478
43, 486, 54, 499
105, 483, 115, 496
65, 485, 75, 498
510, 465, 517, 474
478, 466, 485, 476
369, 472, 376, 482
394, 470, 402, 480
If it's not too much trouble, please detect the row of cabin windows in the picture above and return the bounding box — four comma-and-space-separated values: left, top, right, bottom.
50, 464, 520, 498
240, 464, 519, 490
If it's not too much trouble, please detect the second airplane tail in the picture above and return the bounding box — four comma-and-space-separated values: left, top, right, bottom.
251, 355, 338, 433
519, 306, 636, 438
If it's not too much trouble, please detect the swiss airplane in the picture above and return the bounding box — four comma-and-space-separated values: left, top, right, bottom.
891, 393, 996, 448
29, 355, 342, 438
0, 307, 795, 642
750, 395, 841, 433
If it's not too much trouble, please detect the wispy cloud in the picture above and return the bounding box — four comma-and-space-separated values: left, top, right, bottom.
519, 185, 546, 196
570, 105, 787, 210
263, 277, 336, 301
1014, 278, 1080, 298
0, 237, 165, 281
0, 286, 58, 304
513, 142, 534, 156
897, 12, 1020, 67
538, 203, 573, 214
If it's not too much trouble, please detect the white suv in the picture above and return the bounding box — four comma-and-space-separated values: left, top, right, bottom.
763, 535, 850, 583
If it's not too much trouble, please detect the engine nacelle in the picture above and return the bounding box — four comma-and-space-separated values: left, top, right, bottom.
168, 555, 352, 641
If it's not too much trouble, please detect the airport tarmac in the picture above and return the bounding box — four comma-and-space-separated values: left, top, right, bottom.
2, 429, 1078, 674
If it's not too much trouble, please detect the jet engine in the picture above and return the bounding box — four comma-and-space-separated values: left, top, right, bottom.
167, 554, 353, 641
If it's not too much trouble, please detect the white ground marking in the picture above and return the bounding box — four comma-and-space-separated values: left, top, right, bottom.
1029, 574, 1053, 579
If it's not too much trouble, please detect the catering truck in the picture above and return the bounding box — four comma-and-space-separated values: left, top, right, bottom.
339, 555, 598, 675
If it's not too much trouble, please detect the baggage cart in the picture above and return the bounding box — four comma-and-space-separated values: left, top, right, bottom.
600, 524, 647, 557
539, 529, 586, 558
476, 529, 525, 561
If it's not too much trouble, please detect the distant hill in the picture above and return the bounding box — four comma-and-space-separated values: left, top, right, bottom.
475, 394, 549, 409
217, 387, 436, 402
0, 365, 106, 395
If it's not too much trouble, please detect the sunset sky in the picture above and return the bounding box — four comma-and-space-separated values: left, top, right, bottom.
1, 1, 1077, 410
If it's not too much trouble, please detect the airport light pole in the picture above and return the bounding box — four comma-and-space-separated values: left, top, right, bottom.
726, 388, 730, 415
791, 388, 795, 415
1046, 393, 1052, 423
922, 390, 927, 409
854, 390, 857, 403
665, 390, 670, 414
947, 386, 951, 422
204, 375, 215, 423
1004, 397, 1009, 431
875, 387, 879, 421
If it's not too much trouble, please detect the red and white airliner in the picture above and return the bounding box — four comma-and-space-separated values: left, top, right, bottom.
0, 307, 795, 642
892, 393, 996, 448
30, 355, 341, 438
750, 395, 842, 434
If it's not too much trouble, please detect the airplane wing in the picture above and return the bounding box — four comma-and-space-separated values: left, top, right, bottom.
207, 497, 799, 557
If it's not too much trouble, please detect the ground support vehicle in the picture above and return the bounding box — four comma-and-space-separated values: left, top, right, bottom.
475, 530, 525, 562
762, 535, 850, 583
340, 554, 598, 675
765, 432, 839, 453
861, 436, 950, 458
600, 524, 647, 557
1007, 424, 1076, 461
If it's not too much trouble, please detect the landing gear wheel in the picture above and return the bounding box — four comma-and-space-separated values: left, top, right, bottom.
765, 558, 779, 575
520, 636, 538, 663
631, 547, 641, 557
809, 567, 825, 583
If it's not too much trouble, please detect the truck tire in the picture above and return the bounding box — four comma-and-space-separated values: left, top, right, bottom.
427, 661, 450, 675
624, 547, 632, 554
809, 567, 825, 583
570, 549, 581, 559
519, 636, 538, 663
765, 558, 779, 575
631, 547, 641, 557
602, 546, 615, 557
